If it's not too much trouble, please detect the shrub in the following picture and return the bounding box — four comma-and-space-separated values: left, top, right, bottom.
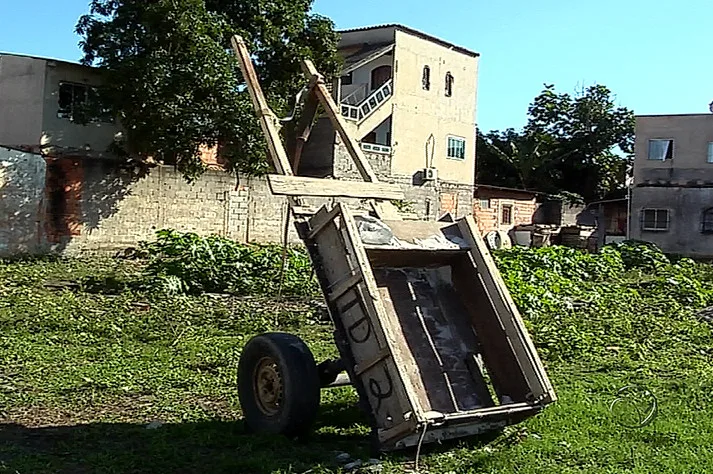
138, 230, 318, 297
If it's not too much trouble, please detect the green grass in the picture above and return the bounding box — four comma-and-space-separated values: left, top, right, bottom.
1, 254, 713, 473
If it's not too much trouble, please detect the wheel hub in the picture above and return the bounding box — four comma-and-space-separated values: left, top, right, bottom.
254, 357, 283, 416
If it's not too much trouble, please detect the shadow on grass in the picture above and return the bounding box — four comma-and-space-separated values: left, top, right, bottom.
0, 403, 375, 474
0, 400, 507, 473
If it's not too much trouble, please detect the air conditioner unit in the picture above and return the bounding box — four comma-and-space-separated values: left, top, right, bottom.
422, 167, 438, 181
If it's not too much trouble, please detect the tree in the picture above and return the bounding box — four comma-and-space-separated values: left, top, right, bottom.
477, 84, 635, 202
76, 0, 341, 180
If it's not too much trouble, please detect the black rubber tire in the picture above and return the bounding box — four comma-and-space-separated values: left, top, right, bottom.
238, 332, 321, 437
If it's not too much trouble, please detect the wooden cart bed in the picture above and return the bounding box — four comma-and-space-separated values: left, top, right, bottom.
296, 204, 556, 450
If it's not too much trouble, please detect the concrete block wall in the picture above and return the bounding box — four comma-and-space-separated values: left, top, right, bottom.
630, 186, 713, 258
64, 162, 246, 252
0, 147, 46, 254
1, 145, 474, 256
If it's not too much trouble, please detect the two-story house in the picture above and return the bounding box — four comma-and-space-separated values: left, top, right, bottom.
0, 53, 124, 252
299, 24, 480, 219
630, 113, 713, 257
0, 53, 121, 157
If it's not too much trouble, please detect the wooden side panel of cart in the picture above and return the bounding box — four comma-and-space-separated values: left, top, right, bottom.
300, 204, 425, 446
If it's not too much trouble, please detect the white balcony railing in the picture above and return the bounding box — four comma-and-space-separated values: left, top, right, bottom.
361, 143, 391, 154
340, 79, 393, 124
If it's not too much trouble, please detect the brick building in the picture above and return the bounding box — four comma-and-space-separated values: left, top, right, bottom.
473, 185, 539, 235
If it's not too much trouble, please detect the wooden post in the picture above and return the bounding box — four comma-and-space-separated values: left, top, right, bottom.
290, 90, 320, 173
231, 35, 294, 177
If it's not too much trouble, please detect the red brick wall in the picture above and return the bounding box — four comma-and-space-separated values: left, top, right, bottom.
44, 157, 83, 243
440, 192, 457, 214
473, 189, 538, 235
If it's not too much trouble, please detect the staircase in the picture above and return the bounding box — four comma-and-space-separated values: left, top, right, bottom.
340, 79, 393, 124
339, 80, 393, 140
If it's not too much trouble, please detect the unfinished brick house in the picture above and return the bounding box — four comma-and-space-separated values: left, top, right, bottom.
0, 52, 274, 254
473, 185, 539, 235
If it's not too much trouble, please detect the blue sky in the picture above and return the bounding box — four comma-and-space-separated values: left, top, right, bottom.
1, 0, 711, 131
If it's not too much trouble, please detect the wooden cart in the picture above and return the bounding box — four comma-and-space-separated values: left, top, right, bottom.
231, 37, 556, 452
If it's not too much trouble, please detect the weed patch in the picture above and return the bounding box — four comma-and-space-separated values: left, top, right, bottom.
1, 240, 713, 472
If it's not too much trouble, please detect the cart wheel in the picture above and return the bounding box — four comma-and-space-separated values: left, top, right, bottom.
238, 332, 320, 437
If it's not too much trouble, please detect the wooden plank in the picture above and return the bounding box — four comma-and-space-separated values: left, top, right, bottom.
300, 60, 379, 183
290, 206, 319, 216
267, 174, 405, 200
231, 36, 294, 177
327, 273, 364, 302
354, 347, 391, 376
364, 248, 468, 269
457, 215, 557, 404
307, 211, 415, 440
371, 201, 401, 221
307, 205, 341, 240
290, 90, 320, 172
336, 204, 430, 421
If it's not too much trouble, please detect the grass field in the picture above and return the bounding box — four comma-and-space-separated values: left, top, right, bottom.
1, 241, 713, 473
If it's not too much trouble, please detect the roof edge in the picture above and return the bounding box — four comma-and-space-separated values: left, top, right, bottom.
636, 113, 713, 118
476, 184, 539, 195
338, 24, 480, 58
0, 51, 87, 67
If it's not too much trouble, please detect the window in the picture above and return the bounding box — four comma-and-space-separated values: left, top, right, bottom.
58, 82, 86, 120
422, 66, 431, 90
341, 73, 353, 86
702, 208, 713, 233
447, 136, 466, 160
480, 198, 490, 209
641, 209, 670, 231
445, 72, 454, 97
501, 205, 513, 225
58, 82, 113, 123
648, 139, 673, 161
708, 142, 713, 163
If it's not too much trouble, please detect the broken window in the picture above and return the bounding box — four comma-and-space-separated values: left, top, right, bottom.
422, 66, 431, 90
58, 82, 113, 123
58, 82, 87, 120
648, 139, 673, 161
641, 209, 669, 231
501, 205, 513, 225
445, 72, 454, 97
702, 208, 713, 233
447, 136, 466, 160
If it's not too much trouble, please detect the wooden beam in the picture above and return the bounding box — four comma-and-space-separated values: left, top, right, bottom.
231, 35, 294, 177
300, 60, 379, 183
291, 90, 320, 173
267, 175, 405, 200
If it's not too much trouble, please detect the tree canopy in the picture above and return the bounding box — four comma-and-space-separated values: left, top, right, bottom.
76, 0, 341, 180
477, 84, 635, 203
